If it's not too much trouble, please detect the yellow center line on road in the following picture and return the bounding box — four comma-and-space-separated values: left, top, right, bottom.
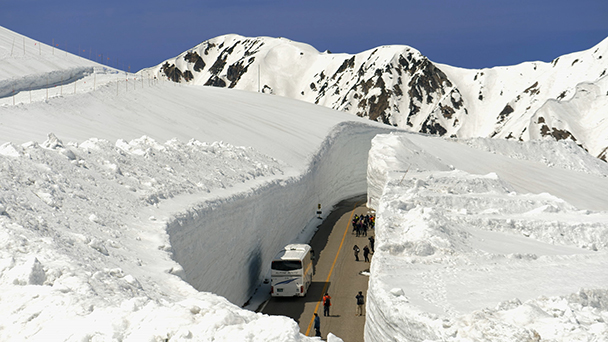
305, 201, 362, 336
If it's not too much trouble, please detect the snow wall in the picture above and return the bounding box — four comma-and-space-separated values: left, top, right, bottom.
365, 133, 451, 341
366, 132, 451, 210
166, 121, 397, 305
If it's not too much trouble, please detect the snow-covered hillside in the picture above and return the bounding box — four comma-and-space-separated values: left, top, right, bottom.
0, 26, 123, 100
2, 25, 608, 342
146, 34, 608, 160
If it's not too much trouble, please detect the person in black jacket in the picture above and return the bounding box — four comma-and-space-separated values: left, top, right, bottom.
363, 245, 370, 262
314, 313, 321, 336
355, 291, 365, 316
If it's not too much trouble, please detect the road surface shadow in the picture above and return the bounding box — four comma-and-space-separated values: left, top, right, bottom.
310, 194, 367, 270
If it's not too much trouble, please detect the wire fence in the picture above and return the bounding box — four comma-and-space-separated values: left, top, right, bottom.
4, 34, 133, 72
0, 32, 182, 107
0, 67, 168, 107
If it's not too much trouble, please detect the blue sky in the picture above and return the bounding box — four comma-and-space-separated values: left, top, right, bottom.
1, 0, 607, 72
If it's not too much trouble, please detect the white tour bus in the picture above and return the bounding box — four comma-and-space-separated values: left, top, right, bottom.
270, 244, 314, 297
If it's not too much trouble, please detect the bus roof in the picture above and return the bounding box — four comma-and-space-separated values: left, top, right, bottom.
274, 244, 311, 261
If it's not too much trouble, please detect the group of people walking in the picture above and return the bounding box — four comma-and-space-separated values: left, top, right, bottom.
353, 213, 375, 263
314, 212, 375, 338
353, 243, 373, 262
352, 213, 374, 237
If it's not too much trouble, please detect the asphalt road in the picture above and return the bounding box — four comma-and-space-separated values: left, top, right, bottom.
261, 194, 375, 341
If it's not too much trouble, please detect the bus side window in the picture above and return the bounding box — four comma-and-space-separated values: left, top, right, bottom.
311, 250, 315, 260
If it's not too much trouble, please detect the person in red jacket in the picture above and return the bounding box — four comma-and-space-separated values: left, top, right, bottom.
322, 293, 332, 316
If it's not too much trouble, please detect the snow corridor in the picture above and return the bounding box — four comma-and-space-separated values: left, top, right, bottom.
165, 122, 397, 306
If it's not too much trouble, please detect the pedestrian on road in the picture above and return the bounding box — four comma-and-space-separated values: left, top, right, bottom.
368, 236, 375, 252
314, 313, 321, 337
353, 244, 360, 261
363, 245, 370, 262
323, 293, 332, 316
356, 291, 365, 316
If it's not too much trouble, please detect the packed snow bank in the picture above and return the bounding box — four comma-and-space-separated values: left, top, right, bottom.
0, 67, 95, 98
366, 133, 608, 341
0, 134, 307, 341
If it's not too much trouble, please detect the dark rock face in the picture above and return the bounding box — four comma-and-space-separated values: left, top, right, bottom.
540, 125, 577, 142
407, 59, 452, 105
450, 90, 463, 110
226, 58, 255, 88
420, 116, 447, 135
208, 54, 227, 77
368, 92, 390, 122
400, 56, 461, 135
524, 81, 540, 95
184, 51, 206, 72
439, 104, 455, 119
203, 42, 216, 55
333, 56, 356, 78
204, 76, 226, 87
183, 70, 194, 82
166, 39, 266, 89
160, 52, 205, 83
161, 62, 183, 83
499, 104, 515, 123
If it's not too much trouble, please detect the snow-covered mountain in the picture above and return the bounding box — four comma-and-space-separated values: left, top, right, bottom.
145, 34, 608, 159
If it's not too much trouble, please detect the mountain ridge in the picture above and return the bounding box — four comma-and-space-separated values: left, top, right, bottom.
142, 34, 608, 160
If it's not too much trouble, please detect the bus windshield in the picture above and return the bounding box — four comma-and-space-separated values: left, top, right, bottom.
272, 260, 302, 271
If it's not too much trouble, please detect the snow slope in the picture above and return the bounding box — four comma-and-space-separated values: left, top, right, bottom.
438, 38, 608, 157
0, 26, 121, 100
